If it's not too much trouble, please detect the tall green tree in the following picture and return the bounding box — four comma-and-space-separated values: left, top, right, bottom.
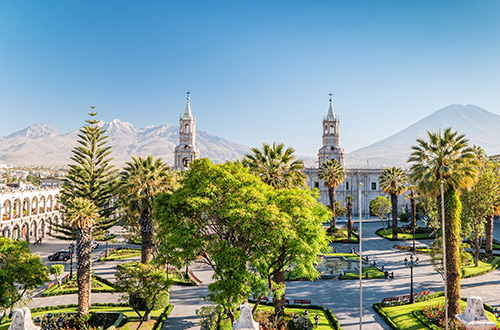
0, 238, 48, 322
63, 197, 100, 316
407, 185, 418, 228
345, 195, 354, 241
57, 110, 118, 241
485, 159, 500, 258
241, 142, 306, 189
120, 156, 173, 264
408, 128, 478, 317
154, 159, 329, 323
318, 159, 345, 229
461, 156, 500, 266
370, 195, 391, 232
379, 167, 408, 239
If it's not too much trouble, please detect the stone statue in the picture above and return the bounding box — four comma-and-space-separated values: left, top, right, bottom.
8, 307, 41, 330
233, 303, 259, 330
456, 296, 497, 330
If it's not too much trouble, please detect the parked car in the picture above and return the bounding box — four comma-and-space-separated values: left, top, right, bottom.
91, 241, 99, 250
48, 250, 72, 261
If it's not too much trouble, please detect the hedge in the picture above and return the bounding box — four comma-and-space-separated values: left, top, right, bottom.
325, 308, 342, 330
151, 304, 173, 330
372, 303, 398, 330
41, 274, 117, 297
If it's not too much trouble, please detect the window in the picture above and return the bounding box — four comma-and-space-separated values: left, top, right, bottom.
314, 182, 319, 189
346, 182, 349, 190
371, 182, 377, 190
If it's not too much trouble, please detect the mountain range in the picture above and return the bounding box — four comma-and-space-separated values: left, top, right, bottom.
0, 120, 249, 167
1, 104, 499, 168
345, 104, 500, 167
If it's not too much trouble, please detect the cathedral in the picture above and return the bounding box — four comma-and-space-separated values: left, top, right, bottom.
304, 96, 388, 217
172, 93, 400, 216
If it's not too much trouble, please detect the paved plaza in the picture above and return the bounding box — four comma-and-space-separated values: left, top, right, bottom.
26, 219, 500, 330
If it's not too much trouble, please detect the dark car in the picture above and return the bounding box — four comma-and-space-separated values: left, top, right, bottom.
91, 241, 99, 250
48, 250, 72, 261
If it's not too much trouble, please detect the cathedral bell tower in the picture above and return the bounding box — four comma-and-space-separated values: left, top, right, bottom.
174, 92, 200, 171
318, 94, 344, 167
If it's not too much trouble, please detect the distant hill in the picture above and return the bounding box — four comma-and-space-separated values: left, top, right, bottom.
346, 104, 500, 168
0, 119, 249, 167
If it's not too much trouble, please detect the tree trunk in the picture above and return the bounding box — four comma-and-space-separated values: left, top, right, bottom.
76, 227, 92, 316
272, 269, 286, 318
391, 193, 398, 239
140, 214, 154, 264
347, 203, 353, 241
485, 214, 494, 258
444, 189, 462, 318
328, 187, 336, 229
410, 195, 417, 228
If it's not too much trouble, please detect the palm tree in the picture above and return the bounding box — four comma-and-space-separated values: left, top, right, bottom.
407, 185, 418, 228
345, 195, 353, 241
379, 167, 408, 239
242, 142, 306, 189
63, 197, 100, 316
318, 159, 345, 229
120, 156, 173, 264
408, 128, 478, 317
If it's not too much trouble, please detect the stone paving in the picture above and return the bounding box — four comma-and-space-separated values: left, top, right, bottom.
26, 219, 500, 330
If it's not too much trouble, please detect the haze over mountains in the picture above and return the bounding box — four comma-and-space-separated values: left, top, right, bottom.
1, 104, 499, 168
0, 120, 249, 167
345, 104, 500, 168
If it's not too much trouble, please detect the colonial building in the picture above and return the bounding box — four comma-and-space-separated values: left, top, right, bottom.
174, 93, 200, 171
306, 97, 393, 217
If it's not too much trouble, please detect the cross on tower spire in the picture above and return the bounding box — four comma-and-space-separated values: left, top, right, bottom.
186, 91, 191, 100
328, 93, 333, 102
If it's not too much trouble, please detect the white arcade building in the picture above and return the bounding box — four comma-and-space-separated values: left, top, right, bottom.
0, 188, 62, 240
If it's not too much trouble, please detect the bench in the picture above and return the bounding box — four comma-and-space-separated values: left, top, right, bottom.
294, 299, 311, 305
189, 271, 202, 284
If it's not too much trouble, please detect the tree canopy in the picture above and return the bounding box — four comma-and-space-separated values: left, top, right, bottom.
0, 238, 48, 321
154, 159, 329, 322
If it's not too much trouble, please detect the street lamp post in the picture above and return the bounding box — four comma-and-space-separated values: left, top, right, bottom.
404, 255, 419, 303
68, 243, 75, 279
105, 230, 110, 258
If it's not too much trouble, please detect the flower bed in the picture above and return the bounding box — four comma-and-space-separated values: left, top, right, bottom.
42, 274, 117, 297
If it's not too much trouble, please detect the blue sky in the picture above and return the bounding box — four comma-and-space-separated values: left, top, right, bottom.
1, 1, 500, 156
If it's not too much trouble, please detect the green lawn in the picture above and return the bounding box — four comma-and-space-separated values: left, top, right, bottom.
377, 296, 500, 330
117, 261, 196, 286
42, 274, 116, 296
221, 305, 336, 330
322, 253, 359, 260
329, 229, 359, 243
342, 267, 385, 279
98, 248, 141, 262
462, 256, 500, 278
376, 228, 433, 241
0, 305, 165, 330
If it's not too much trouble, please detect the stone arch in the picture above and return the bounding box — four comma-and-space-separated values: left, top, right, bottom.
31, 196, 38, 214
2, 200, 11, 221
13, 198, 21, 219
22, 197, 30, 218
12, 225, 20, 240
39, 219, 45, 238
47, 195, 53, 212
39, 196, 46, 214
21, 223, 28, 240
2, 226, 10, 238
31, 221, 37, 239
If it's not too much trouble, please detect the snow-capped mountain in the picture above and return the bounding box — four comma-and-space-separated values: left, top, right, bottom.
0, 119, 249, 167
346, 104, 500, 168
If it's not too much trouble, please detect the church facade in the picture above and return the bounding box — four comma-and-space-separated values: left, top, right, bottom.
305, 97, 390, 217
